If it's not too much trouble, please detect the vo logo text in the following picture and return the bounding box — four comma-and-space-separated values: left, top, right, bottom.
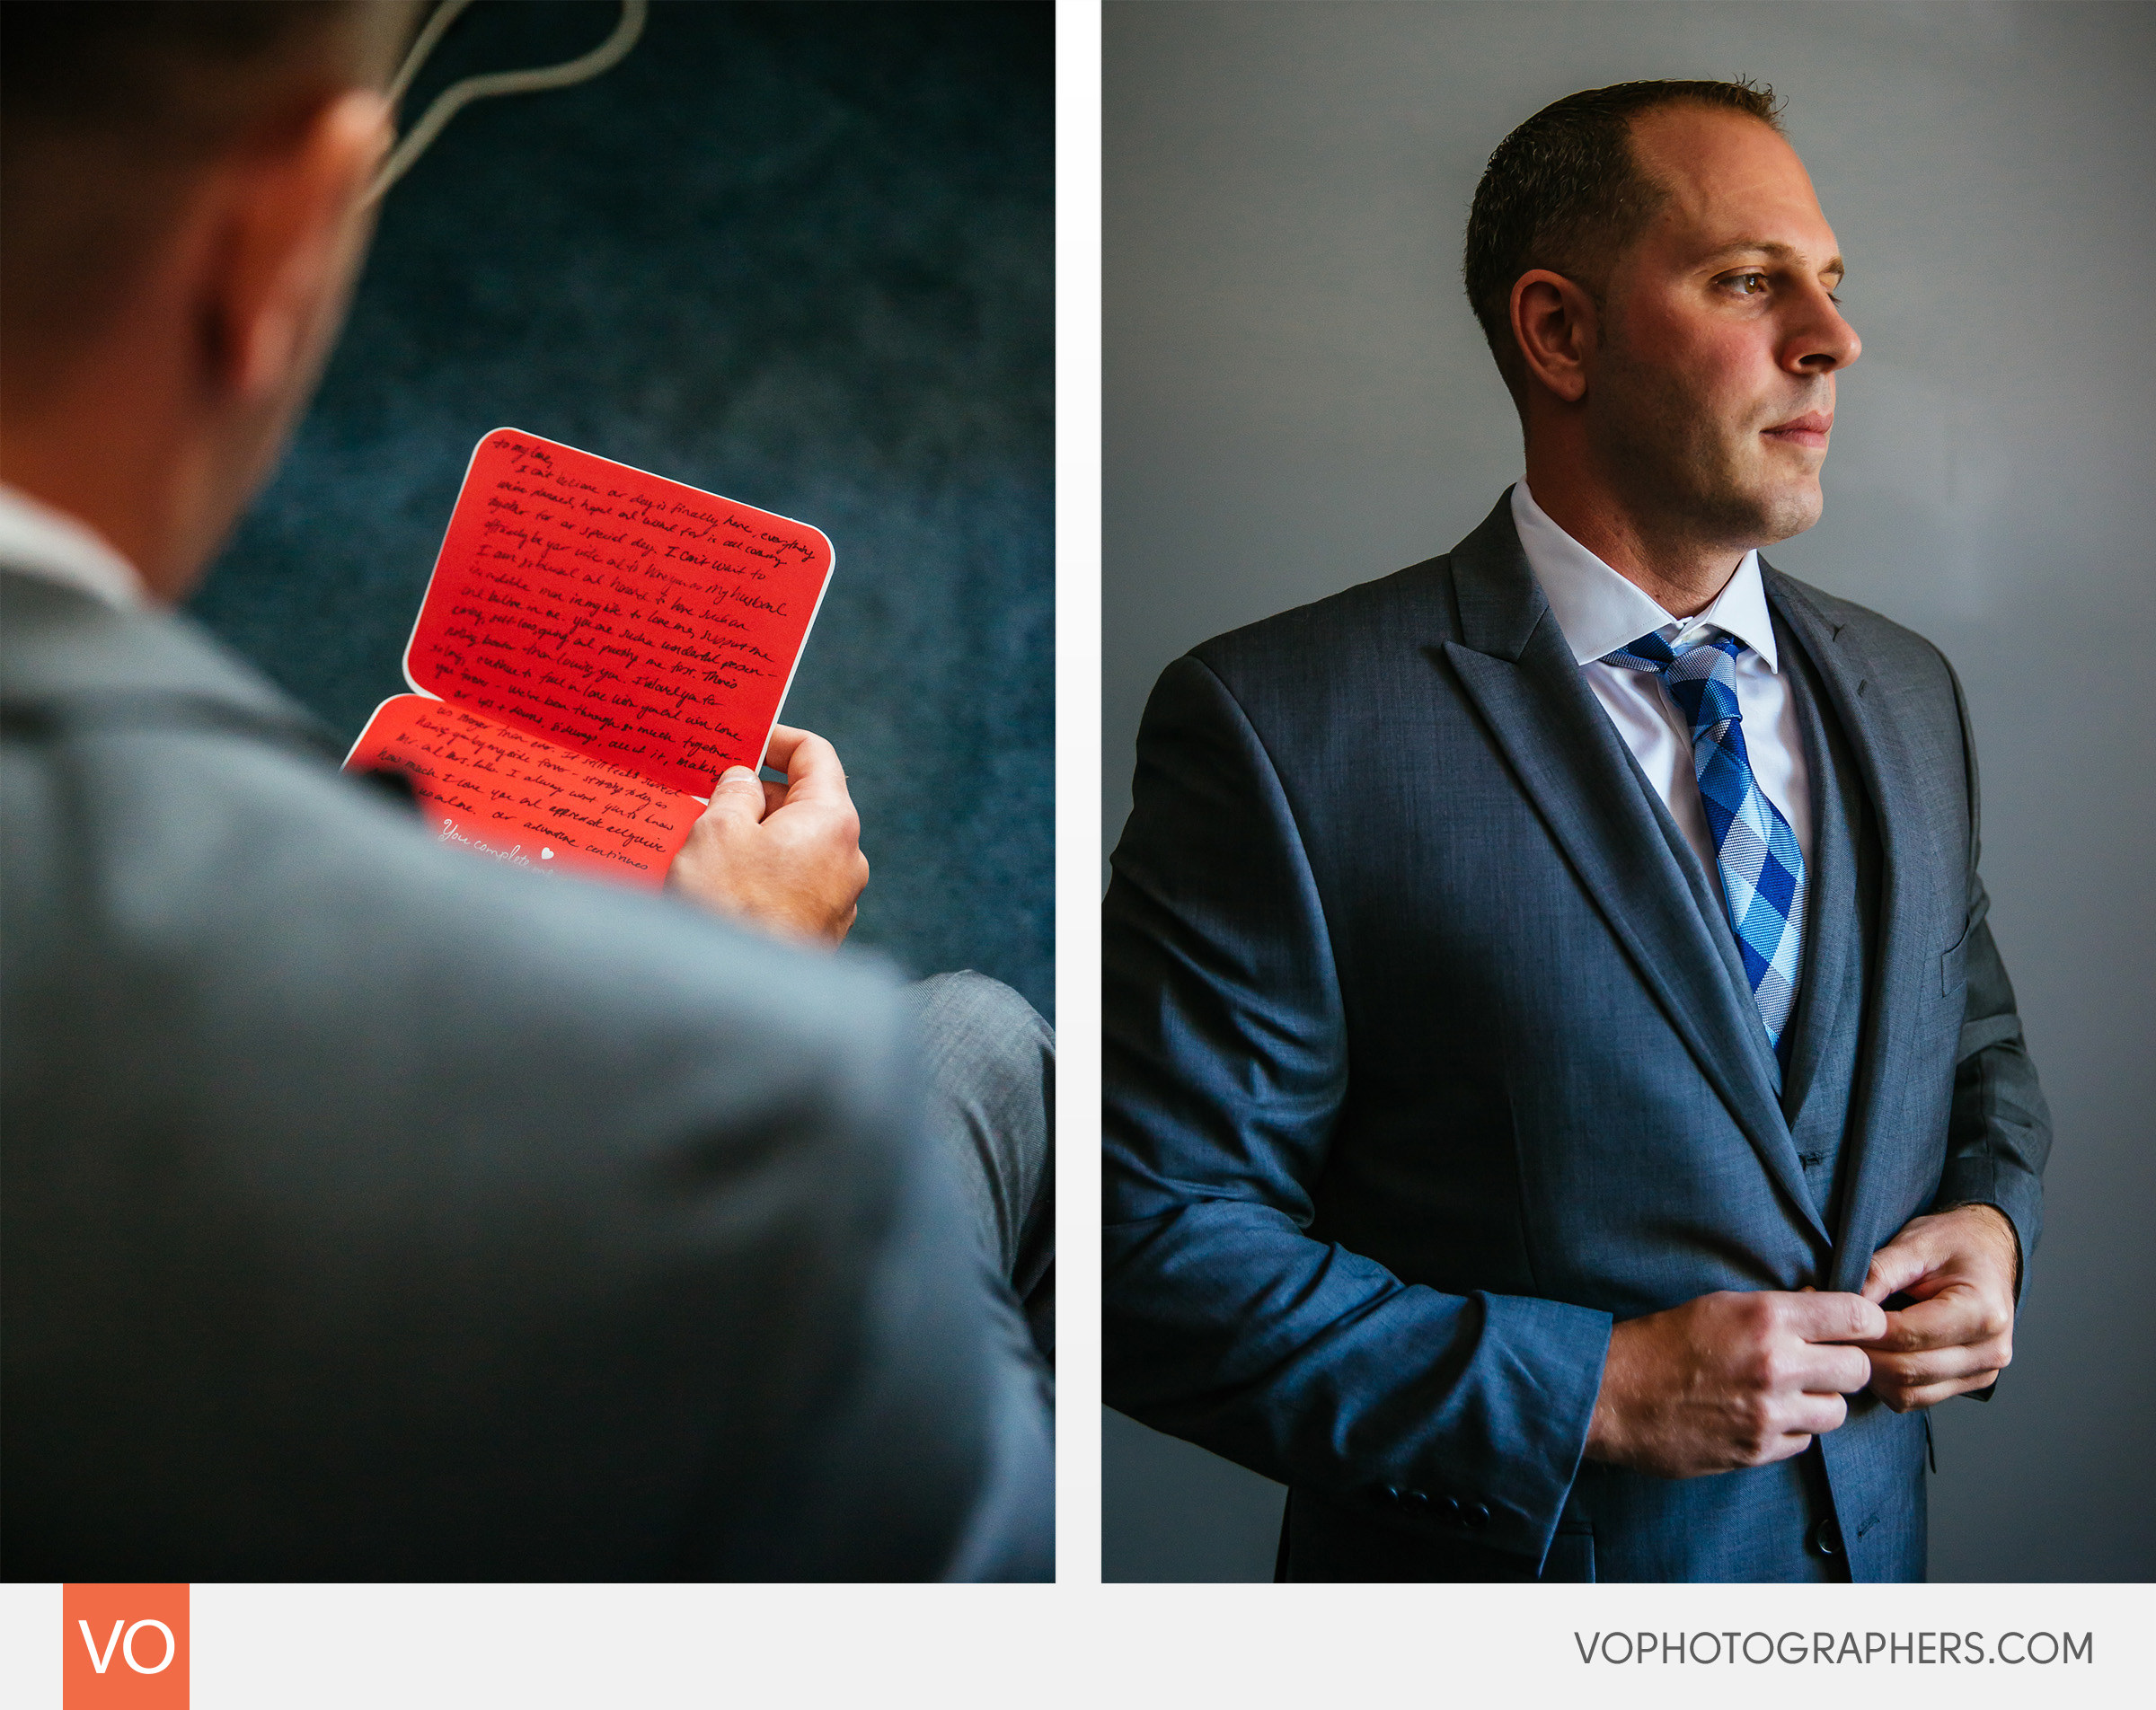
62, 1584, 188, 1708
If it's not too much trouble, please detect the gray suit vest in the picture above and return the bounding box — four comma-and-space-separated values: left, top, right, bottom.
1615, 610, 1879, 1236
1777, 611, 1882, 1230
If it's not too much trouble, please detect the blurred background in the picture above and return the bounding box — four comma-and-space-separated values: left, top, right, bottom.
191, 0, 1055, 1017
1103, 0, 2155, 1582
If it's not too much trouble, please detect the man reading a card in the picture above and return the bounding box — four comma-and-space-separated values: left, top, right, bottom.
0, 0, 1051, 1581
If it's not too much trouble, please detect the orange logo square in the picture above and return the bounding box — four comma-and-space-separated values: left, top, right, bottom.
62, 1584, 189, 1708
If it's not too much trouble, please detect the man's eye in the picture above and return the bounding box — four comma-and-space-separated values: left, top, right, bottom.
1726, 272, 1769, 295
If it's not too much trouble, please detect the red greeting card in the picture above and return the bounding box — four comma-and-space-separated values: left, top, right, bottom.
344, 428, 833, 886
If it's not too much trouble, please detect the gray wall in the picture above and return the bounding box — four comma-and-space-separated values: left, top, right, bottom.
1102, 0, 2156, 1582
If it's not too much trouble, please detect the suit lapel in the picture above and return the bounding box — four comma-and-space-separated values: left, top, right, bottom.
1440, 501, 1825, 1244
1765, 570, 1944, 1289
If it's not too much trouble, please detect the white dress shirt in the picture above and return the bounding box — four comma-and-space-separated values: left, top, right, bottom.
1509, 480, 1812, 879
0, 480, 148, 613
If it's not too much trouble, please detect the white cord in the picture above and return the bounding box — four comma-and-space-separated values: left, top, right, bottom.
383, 0, 475, 107
365, 0, 647, 204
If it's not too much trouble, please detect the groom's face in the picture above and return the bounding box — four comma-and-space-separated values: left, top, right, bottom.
1588, 104, 1861, 549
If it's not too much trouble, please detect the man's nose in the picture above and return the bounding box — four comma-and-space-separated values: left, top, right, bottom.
1787, 286, 1860, 375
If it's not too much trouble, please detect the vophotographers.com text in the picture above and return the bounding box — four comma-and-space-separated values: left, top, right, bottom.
1574, 1631, 2094, 1666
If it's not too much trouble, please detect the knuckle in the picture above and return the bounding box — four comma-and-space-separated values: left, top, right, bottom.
1745, 1421, 1793, 1465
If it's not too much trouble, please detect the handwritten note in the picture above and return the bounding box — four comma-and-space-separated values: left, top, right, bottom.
404, 430, 833, 798
348, 694, 705, 886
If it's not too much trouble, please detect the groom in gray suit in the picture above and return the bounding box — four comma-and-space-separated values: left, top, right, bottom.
2, 1, 1050, 1579
1102, 79, 2047, 1580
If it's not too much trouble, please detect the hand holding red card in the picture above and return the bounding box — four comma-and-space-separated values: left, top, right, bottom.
346, 429, 833, 886
668, 723, 870, 947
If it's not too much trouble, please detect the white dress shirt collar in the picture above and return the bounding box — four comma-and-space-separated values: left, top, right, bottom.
1510, 480, 1778, 674
0, 481, 150, 612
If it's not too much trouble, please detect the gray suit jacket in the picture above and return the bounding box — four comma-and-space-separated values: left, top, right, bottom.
1, 567, 1052, 1580
1101, 493, 2049, 1581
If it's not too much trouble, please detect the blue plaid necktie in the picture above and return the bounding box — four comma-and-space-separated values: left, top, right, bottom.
1601, 630, 1807, 1079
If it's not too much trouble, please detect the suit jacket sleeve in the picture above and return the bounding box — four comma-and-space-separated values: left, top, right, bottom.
1929, 652, 2052, 1291
1102, 653, 1611, 1566
0, 573, 1055, 1582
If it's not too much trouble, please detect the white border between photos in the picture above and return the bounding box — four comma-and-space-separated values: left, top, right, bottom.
1055, 0, 1107, 1596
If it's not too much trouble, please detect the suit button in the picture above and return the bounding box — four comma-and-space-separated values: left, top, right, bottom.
1807, 1518, 1842, 1558
1440, 1495, 1462, 1521
1467, 1503, 1491, 1529
1404, 1489, 1430, 1511
1382, 1485, 1401, 1505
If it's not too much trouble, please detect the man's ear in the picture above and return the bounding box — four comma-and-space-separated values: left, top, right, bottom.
202, 89, 391, 405
1508, 268, 1598, 405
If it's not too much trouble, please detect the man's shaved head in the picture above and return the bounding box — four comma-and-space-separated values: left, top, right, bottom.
1462, 77, 1783, 405
1, 1, 413, 394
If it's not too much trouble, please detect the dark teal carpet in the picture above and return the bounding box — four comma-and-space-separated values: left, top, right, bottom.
190, 0, 1054, 1016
